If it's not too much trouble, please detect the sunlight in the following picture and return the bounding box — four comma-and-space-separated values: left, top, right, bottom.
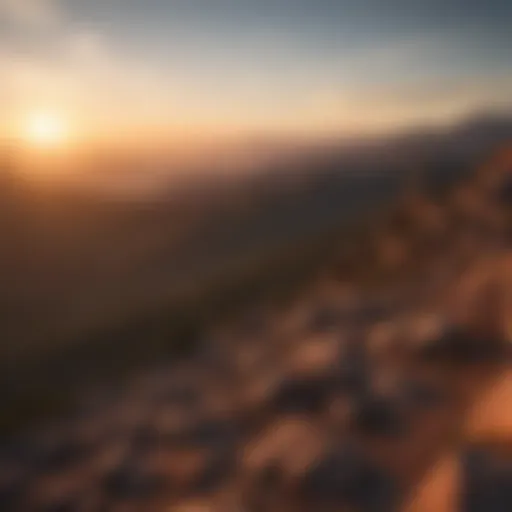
22, 111, 69, 149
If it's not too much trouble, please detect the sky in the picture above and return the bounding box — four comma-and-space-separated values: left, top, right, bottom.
0, 0, 511, 150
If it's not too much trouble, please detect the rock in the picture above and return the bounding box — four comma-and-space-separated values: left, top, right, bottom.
103, 459, 168, 500
337, 360, 368, 395
234, 345, 266, 373
307, 305, 340, 333
351, 393, 407, 438
34, 438, 91, 473
368, 321, 404, 358
178, 418, 239, 449
192, 447, 236, 493
399, 379, 446, 410
24, 466, 95, 512
131, 424, 162, 453
142, 414, 238, 453
107, 401, 151, 433
352, 303, 389, 325
337, 338, 370, 395
405, 314, 445, 353
447, 257, 512, 353
34, 491, 101, 512
152, 409, 196, 445
269, 375, 333, 414
465, 371, 512, 442
403, 452, 460, 512
0, 468, 25, 511
171, 499, 215, 512
87, 440, 128, 475
0, 438, 38, 467
255, 462, 283, 491
241, 463, 284, 512
328, 397, 352, 427
494, 174, 512, 206
233, 310, 268, 342
142, 448, 206, 490
39, 499, 78, 512
461, 447, 512, 512
156, 385, 201, 408
288, 335, 339, 375
243, 418, 324, 479
70, 414, 117, 448
416, 324, 503, 362
299, 443, 396, 511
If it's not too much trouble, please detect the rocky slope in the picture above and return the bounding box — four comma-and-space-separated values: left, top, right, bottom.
0, 147, 510, 511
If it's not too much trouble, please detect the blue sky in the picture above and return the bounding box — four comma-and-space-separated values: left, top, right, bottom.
1, 0, 511, 142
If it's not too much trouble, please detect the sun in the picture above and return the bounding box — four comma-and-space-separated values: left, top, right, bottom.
23, 112, 69, 148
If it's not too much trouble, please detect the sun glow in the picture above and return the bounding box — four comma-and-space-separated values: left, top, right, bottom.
22, 112, 69, 148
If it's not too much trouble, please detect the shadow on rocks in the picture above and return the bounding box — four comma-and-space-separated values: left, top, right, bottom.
462, 446, 512, 512
299, 442, 397, 512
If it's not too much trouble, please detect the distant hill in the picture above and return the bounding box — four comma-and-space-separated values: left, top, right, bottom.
0, 120, 510, 433
0, 110, 510, 364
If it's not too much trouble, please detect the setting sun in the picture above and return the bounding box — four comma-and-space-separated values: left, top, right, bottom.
23, 112, 69, 148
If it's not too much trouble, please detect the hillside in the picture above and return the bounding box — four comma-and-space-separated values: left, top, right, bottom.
1, 113, 511, 367
0, 140, 510, 510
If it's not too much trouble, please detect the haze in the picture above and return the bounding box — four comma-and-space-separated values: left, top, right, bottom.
1, 0, 511, 184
